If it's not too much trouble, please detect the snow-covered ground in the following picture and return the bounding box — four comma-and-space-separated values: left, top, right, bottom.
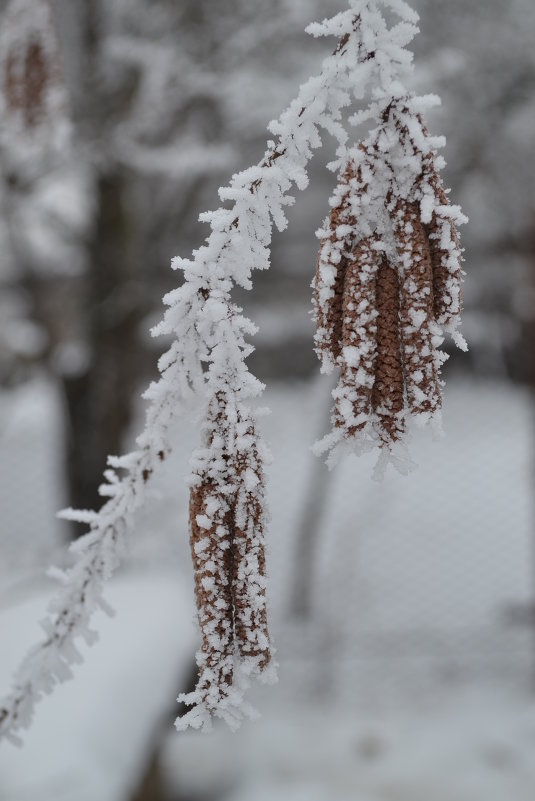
0, 574, 196, 801
162, 687, 535, 801
0, 375, 534, 800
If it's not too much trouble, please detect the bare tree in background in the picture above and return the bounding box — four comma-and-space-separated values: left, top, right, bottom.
0, 0, 335, 530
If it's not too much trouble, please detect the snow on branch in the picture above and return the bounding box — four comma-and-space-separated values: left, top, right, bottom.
0, 0, 467, 741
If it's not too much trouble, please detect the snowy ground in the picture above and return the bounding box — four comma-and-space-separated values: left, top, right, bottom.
0, 574, 196, 801
0, 375, 534, 800
162, 688, 535, 801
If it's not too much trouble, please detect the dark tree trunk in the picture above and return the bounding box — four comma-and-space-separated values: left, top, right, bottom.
49, 1, 150, 531
61, 168, 145, 519
290, 377, 335, 619
130, 748, 167, 801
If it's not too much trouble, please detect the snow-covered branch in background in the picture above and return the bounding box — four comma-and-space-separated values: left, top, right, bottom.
0, 0, 70, 171
0, 0, 467, 741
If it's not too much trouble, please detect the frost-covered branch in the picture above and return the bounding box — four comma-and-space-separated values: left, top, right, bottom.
0, 0, 468, 739
0, 0, 407, 742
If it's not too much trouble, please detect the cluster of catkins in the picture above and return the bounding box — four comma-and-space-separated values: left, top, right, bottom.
314, 101, 466, 477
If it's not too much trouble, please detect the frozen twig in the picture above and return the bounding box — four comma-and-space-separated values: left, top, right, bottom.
0, 0, 401, 741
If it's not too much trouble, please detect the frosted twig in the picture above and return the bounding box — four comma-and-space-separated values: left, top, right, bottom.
0, 0, 409, 741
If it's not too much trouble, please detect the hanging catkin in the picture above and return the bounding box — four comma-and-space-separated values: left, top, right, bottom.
4, 23, 50, 127
0, 0, 67, 139
232, 440, 271, 668
424, 176, 463, 329
332, 236, 379, 437
184, 395, 273, 725
372, 258, 404, 446
189, 479, 235, 707
314, 164, 355, 371
313, 102, 466, 473
390, 198, 441, 418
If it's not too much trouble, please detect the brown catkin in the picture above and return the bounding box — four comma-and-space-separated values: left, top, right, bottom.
333, 236, 379, 436
372, 258, 405, 443
424, 180, 463, 327
5, 39, 49, 128
4, 52, 24, 113
391, 200, 441, 416
231, 433, 271, 668
189, 406, 272, 708
313, 164, 355, 365
314, 247, 347, 363
232, 474, 271, 670
189, 481, 235, 705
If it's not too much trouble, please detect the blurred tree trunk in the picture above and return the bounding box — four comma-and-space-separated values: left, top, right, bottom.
52, 0, 148, 528
129, 660, 199, 801
290, 376, 335, 619
61, 168, 143, 515
130, 749, 167, 801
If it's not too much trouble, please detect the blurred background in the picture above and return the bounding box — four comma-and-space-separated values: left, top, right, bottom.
0, 0, 534, 799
